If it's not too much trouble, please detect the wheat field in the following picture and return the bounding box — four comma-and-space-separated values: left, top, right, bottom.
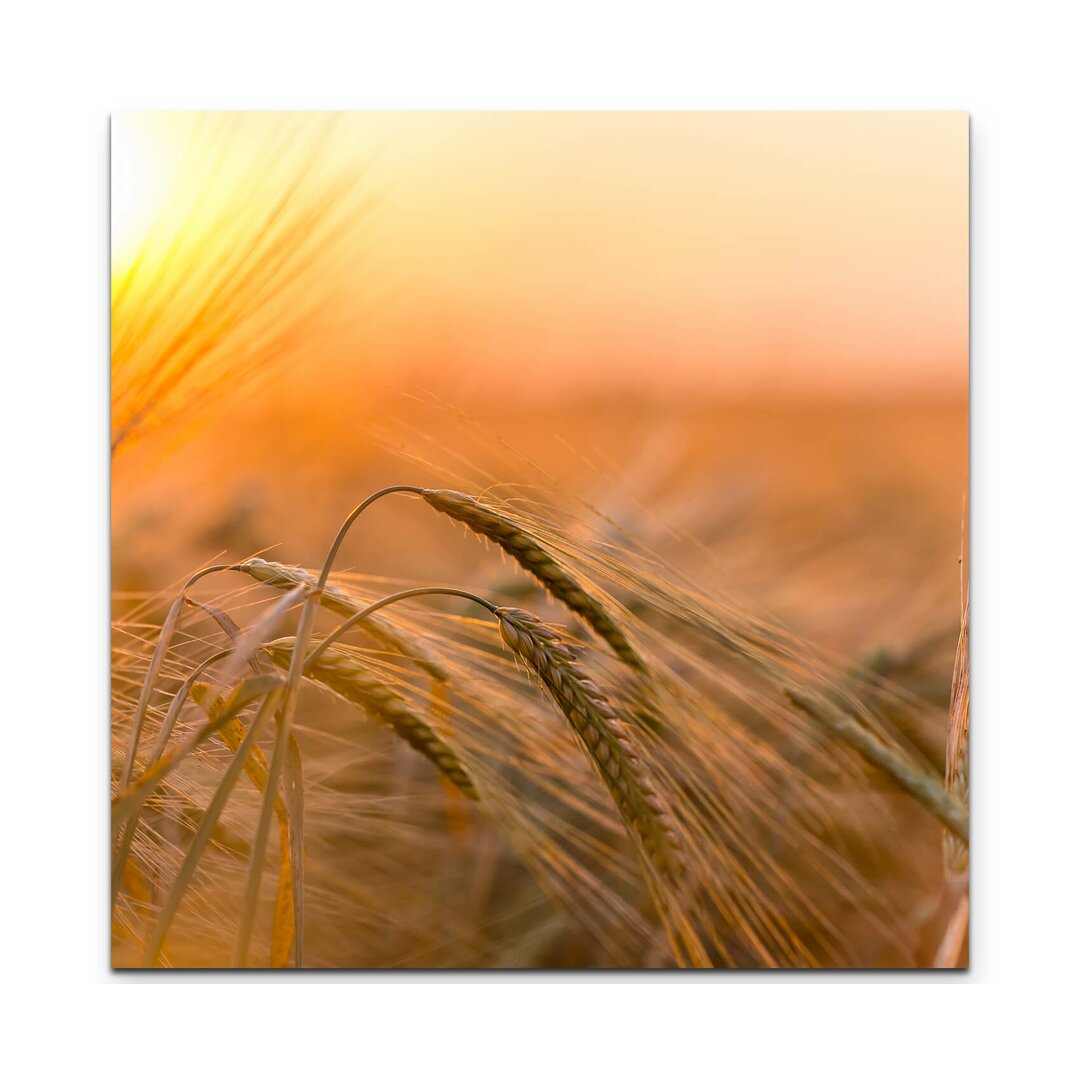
111, 112, 968, 969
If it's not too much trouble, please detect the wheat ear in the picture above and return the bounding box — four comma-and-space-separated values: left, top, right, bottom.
238, 558, 450, 682
785, 687, 969, 843
421, 489, 645, 672
495, 607, 683, 880
263, 638, 478, 800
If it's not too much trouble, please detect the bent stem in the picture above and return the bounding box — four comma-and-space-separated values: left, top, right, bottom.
239, 485, 423, 967
303, 587, 499, 671
317, 485, 424, 592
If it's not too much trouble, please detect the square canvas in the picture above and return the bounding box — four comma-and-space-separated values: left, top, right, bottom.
111, 112, 968, 969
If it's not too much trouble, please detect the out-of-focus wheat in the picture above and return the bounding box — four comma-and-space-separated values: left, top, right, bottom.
111, 114, 372, 454
785, 687, 968, 843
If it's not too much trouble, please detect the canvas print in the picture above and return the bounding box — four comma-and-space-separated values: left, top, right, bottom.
111, 112, 969, 969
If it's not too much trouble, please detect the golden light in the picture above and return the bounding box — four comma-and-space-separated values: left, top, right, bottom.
111, 114, 181, 275
110, 113, 374, 452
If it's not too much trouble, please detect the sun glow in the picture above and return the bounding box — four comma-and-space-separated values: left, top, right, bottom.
110, 114, 374, 452
111, 115, 181, 275
110, 112, 967, 456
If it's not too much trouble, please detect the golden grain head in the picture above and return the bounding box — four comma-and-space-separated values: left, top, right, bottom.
496, 606, 683, 881
421, 489, 646, 672
240, 558, 451, 682
263, 637, 477, 800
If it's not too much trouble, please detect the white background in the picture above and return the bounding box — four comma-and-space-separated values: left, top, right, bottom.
2, 1, 1077, 1075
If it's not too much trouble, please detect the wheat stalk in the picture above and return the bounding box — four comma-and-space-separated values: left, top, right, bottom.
494, 606, 683, 881
237, 486, 452, 966
263, 638, 478, 800
932, 597, 970, 967
944, 599, 969, 875
142, 683, 285, 967
421, 489, 646, 672
113, 674, 283, 827
190, 683, 296, 967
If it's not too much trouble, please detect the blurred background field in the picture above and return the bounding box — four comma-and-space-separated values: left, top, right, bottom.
114, 395, 966, 671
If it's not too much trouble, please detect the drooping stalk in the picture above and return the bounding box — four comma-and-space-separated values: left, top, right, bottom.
236, 485, 424, 967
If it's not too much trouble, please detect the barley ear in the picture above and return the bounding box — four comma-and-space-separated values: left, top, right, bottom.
263, 638, 478, 800
495, 607, 683, 881
238, 558, 451, 682
421, 489, 646, 673
785, 687, 969, 844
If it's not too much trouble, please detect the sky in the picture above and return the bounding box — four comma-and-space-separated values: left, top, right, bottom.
113, 112, 968, 403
